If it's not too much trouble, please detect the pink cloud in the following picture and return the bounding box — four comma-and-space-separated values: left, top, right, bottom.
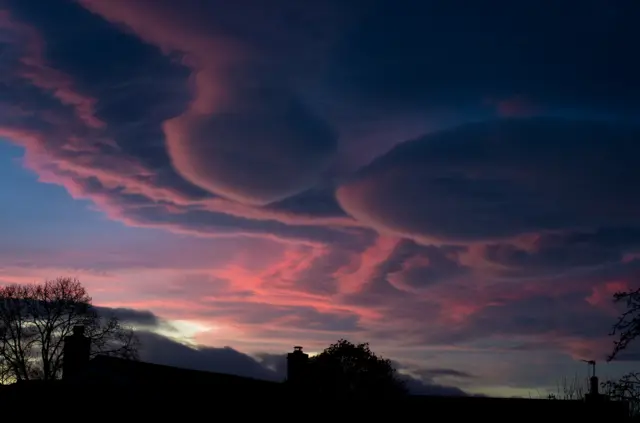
0, 120, 356, 243
332, 235, 401, 295
555, 337, 611, 361
78, 0, 339, 207
0, 226, 633, 381
0, 9, 360, 247
0, 10, 104, 129
2, 1, 639, 396
586, 281, 629, 310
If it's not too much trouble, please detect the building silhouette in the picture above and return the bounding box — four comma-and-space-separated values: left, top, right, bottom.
0, 329, 631, 420
62, 325, 91, 381
286, 345, 309, 386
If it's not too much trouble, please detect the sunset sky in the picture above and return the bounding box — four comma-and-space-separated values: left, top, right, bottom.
1, 0, 639, 397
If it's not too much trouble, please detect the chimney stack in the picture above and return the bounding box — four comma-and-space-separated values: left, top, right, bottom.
583, 360, 607, 404
62, 325, 90, 381
287, 346, 309, 386
590, 375, 599, 396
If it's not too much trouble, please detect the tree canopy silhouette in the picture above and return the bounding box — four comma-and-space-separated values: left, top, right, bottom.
0, 277, 138, 382
307, 339, 407, 398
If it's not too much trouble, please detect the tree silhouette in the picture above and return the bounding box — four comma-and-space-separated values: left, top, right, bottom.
0, 277, 138, 382
307, 339, 407, 398
605, 287, 640, 413
608, 288, 640, 362
544, 374, 587, 400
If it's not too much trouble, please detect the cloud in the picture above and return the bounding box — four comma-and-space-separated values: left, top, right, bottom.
415, 367, 475, 380
2, 0, 640, 396
77, 0, 340, 206
201, 301, 362, 333
337, 118, 640, 243
3, 231, 638, 393
237, 351, 471, 395
381, 262, 640, 362
98, 307, 160, 327
384, 241, 471, 292
103, 306, 471, 395
0, 2, 357, 246
4, 0, 639, 247
137, 331, 282, 381
391, 359, 475, 396
400, 376, 469, 396
481, 227, 640, 279
164, 89, 337, 206
327, 0, 640, 117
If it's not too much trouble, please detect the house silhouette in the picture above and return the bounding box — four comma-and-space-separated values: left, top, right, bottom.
0, 326, 631, 420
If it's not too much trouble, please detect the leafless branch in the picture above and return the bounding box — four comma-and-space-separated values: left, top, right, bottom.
608, 288, 640, 362
0, 277, 139, 382
545, 374, 587, 400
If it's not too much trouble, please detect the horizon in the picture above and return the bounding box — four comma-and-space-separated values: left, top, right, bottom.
1, 0, 639, 398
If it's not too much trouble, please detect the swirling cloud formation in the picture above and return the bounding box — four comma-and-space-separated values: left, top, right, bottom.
1, 0, 639, 395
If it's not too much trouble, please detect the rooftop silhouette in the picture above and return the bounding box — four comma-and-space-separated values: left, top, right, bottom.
0, 331, 631, 420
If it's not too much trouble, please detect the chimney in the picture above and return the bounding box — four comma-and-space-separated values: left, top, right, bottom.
589, 375, 599, 396
584, 360, 608, 403
62, 325, 91, 381
287, 346, 309, 386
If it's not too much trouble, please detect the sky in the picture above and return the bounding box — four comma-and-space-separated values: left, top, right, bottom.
1, 0, 639, 397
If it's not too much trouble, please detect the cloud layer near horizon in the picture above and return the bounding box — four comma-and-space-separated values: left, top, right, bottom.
107, 307, 468, 396
1, 0, 640, 394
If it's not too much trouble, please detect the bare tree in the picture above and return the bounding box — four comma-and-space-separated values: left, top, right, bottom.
545, 374, 587, 400
603, 373, 640, 414
608, 288, 640, 361
0, 277, 138, 382
0, 324, 12, 384
605, 287, 640, 415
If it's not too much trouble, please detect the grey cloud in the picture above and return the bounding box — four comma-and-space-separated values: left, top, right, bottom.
416, 368, 476, 381
265, 186, 348, 220
201, 301, 362, 333
4, 0, 640, 395
337, 118, 640, 243
342, 241, 468, 314
66, 177, 364, 245
484, 227, 640, 279
134, 324, 471, 396
392, 359, 475, 384
7, 0, 640, 252
386, 241, 470, 290
0, 3, 354, 247
420, 291, 616, 357
255, 353, 469, 396
255, 352, 288, 377
96, 307, 160, 327
400, 375, 468, 396
137, 331, 281, 381
352, 259, 640, 357
165, 89, 338, 206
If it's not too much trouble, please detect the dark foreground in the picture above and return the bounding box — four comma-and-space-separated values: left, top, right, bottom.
0, 379, 629, 420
